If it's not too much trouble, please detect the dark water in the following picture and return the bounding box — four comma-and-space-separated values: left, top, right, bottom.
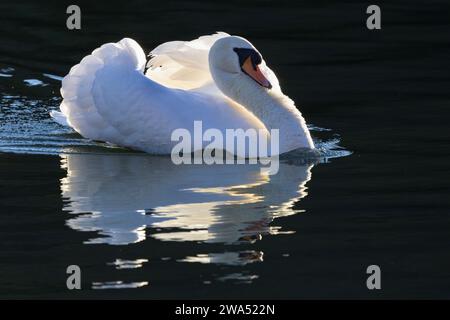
1, 0, 450, 298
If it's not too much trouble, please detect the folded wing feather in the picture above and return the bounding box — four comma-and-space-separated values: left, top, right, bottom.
145, 32, 229, 90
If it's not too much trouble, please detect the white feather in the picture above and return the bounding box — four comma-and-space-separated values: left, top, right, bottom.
53, 34, 314, 156
146, 32, 229, 90
49, 110, 69, 126
55, 36, 267, 155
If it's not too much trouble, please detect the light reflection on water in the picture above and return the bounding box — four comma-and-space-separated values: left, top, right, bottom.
107, 259, 149, 270
59, 154, 317, 288
179, 251, 264, 266
218, 273, 259, 284
92, 281, 149, 290
60, 153, 312, 246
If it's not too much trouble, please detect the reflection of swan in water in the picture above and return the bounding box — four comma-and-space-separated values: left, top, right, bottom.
60, 153, 313, 246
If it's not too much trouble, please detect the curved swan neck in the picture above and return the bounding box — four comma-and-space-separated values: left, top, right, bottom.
212, 72, 315, 153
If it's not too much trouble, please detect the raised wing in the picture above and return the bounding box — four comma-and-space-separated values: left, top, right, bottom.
145, 32, 229, 90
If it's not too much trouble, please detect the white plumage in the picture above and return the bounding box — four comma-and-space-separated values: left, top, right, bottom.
51, 33, 314, 155
146, 32, 229, 90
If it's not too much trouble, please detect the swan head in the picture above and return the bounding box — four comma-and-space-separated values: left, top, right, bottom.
209, 35, 315, 151
209, 36, 273, 97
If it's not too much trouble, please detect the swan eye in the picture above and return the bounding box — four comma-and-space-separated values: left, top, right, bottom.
233, 47, 271, 89
233, 48, 262, 70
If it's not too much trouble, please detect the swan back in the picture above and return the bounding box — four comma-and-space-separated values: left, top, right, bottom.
146, 32, 229, 90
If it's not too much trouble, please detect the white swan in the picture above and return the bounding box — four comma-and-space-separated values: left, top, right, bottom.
51, 33, 314, 155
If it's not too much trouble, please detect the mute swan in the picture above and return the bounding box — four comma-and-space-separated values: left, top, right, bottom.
51, 33, 314, 155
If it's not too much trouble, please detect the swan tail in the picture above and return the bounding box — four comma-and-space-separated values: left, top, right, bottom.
58, 38, 146, 141
49, 110, 69, 126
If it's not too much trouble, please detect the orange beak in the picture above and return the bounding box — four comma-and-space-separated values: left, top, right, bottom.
242, 56, 272, 89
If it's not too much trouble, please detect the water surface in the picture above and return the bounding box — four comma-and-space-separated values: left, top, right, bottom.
1, 0, 450, 299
